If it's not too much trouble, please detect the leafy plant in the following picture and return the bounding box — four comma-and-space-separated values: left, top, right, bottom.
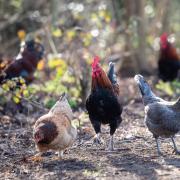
156, 80, 180, 96
0, 77, 28, 104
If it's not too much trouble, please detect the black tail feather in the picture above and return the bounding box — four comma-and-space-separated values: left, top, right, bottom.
108, 62, 117, 84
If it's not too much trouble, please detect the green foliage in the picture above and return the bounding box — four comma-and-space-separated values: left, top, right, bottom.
0, 77, 27, 104
48, 54, 67, 78
42, 79, 67, 95
10, 0, 22, 9
156, 80, 180, 96
44, 98, 56, 109
68, 99, 77, 109
25, 54, 78, 109
52, 28, 63, 38
0, 0, 23, 15
0, 52, 79, 110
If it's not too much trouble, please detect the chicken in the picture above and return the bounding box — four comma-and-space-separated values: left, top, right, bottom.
0, 38, 44, 84
158, 33, 180, 81
134, 74, 180, 155
33, 93, 77, 159
86, 56, 123, 151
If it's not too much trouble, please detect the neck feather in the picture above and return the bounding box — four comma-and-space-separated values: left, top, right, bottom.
91, 69, 113, 91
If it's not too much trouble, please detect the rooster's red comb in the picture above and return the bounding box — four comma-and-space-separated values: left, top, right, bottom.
160, 33, 168, 43
92, 56, 100, 68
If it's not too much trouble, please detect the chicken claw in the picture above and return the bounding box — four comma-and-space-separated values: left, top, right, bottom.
172, 149, 180, 155
93, 133, 102, 145
58, 150, 64, 159
51, 151, 64, 161
171, 137, 180, 155
29, 153, 43, 162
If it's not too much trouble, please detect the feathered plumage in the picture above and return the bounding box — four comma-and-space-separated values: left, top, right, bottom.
158, 33, 180, 81
86, 56, 122, 151
134, 74, 180, 155
0, 39, 44, 84
33, 93, 77, 159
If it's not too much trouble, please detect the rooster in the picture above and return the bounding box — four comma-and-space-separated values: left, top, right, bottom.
33, 93, 77, 159
134, 74, 180, 155
86, 56, 122, 151
158, 33, 180, 81
0, 38, 44, 84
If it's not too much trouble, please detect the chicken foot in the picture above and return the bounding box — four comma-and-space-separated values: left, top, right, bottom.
51, 150, 64, 161
58, 150, 64, 158
171, 137, 180, 155
30, 152, 44, 162
93, 133, 102, 145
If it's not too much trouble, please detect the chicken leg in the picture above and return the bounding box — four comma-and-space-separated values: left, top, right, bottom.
91, 120, 102, 145
52, 150, 64, 161
58, 150, 64, 158
93, 133, 101, 145
155, 137, 163, 156
171, 137, 180, 155
108, 135, 114, 151
108, 122, 117, 151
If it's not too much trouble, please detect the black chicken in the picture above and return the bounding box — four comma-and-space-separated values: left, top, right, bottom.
86, 56, 122, 151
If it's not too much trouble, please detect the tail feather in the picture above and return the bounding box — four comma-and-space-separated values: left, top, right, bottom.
108, 62, 120, 96
108, 62, 117, 84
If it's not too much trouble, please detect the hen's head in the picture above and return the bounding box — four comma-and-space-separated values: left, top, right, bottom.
160, 33, 169, 50
34, 128, 44, 143
134, 74, 151, 96
91, 56, 102, 78
21, 38, 44, 59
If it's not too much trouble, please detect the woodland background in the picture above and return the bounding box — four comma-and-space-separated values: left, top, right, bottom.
0, 0, 180, 179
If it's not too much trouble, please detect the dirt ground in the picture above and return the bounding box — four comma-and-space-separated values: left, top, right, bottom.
0, 77, 180, 180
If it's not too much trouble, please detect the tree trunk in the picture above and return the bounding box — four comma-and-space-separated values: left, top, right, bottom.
113, 0, 151, 76
118, 0, 138, 77
135, 0, 150, 74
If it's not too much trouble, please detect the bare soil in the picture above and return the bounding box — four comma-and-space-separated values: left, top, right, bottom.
0, 77, 180, 180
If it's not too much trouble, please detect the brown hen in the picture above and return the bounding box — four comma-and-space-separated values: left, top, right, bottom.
33, 93, 77, 159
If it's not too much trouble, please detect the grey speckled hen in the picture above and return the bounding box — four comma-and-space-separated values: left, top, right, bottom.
134, 74, 180, 155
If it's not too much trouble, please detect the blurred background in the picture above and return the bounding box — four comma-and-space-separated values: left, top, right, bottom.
1, 1, 180, 178
0, 0, 179, 112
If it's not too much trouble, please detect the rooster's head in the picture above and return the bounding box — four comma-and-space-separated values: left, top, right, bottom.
20, 38, 44, 60
160, 33, 169, 49
91, 56, 102, 78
